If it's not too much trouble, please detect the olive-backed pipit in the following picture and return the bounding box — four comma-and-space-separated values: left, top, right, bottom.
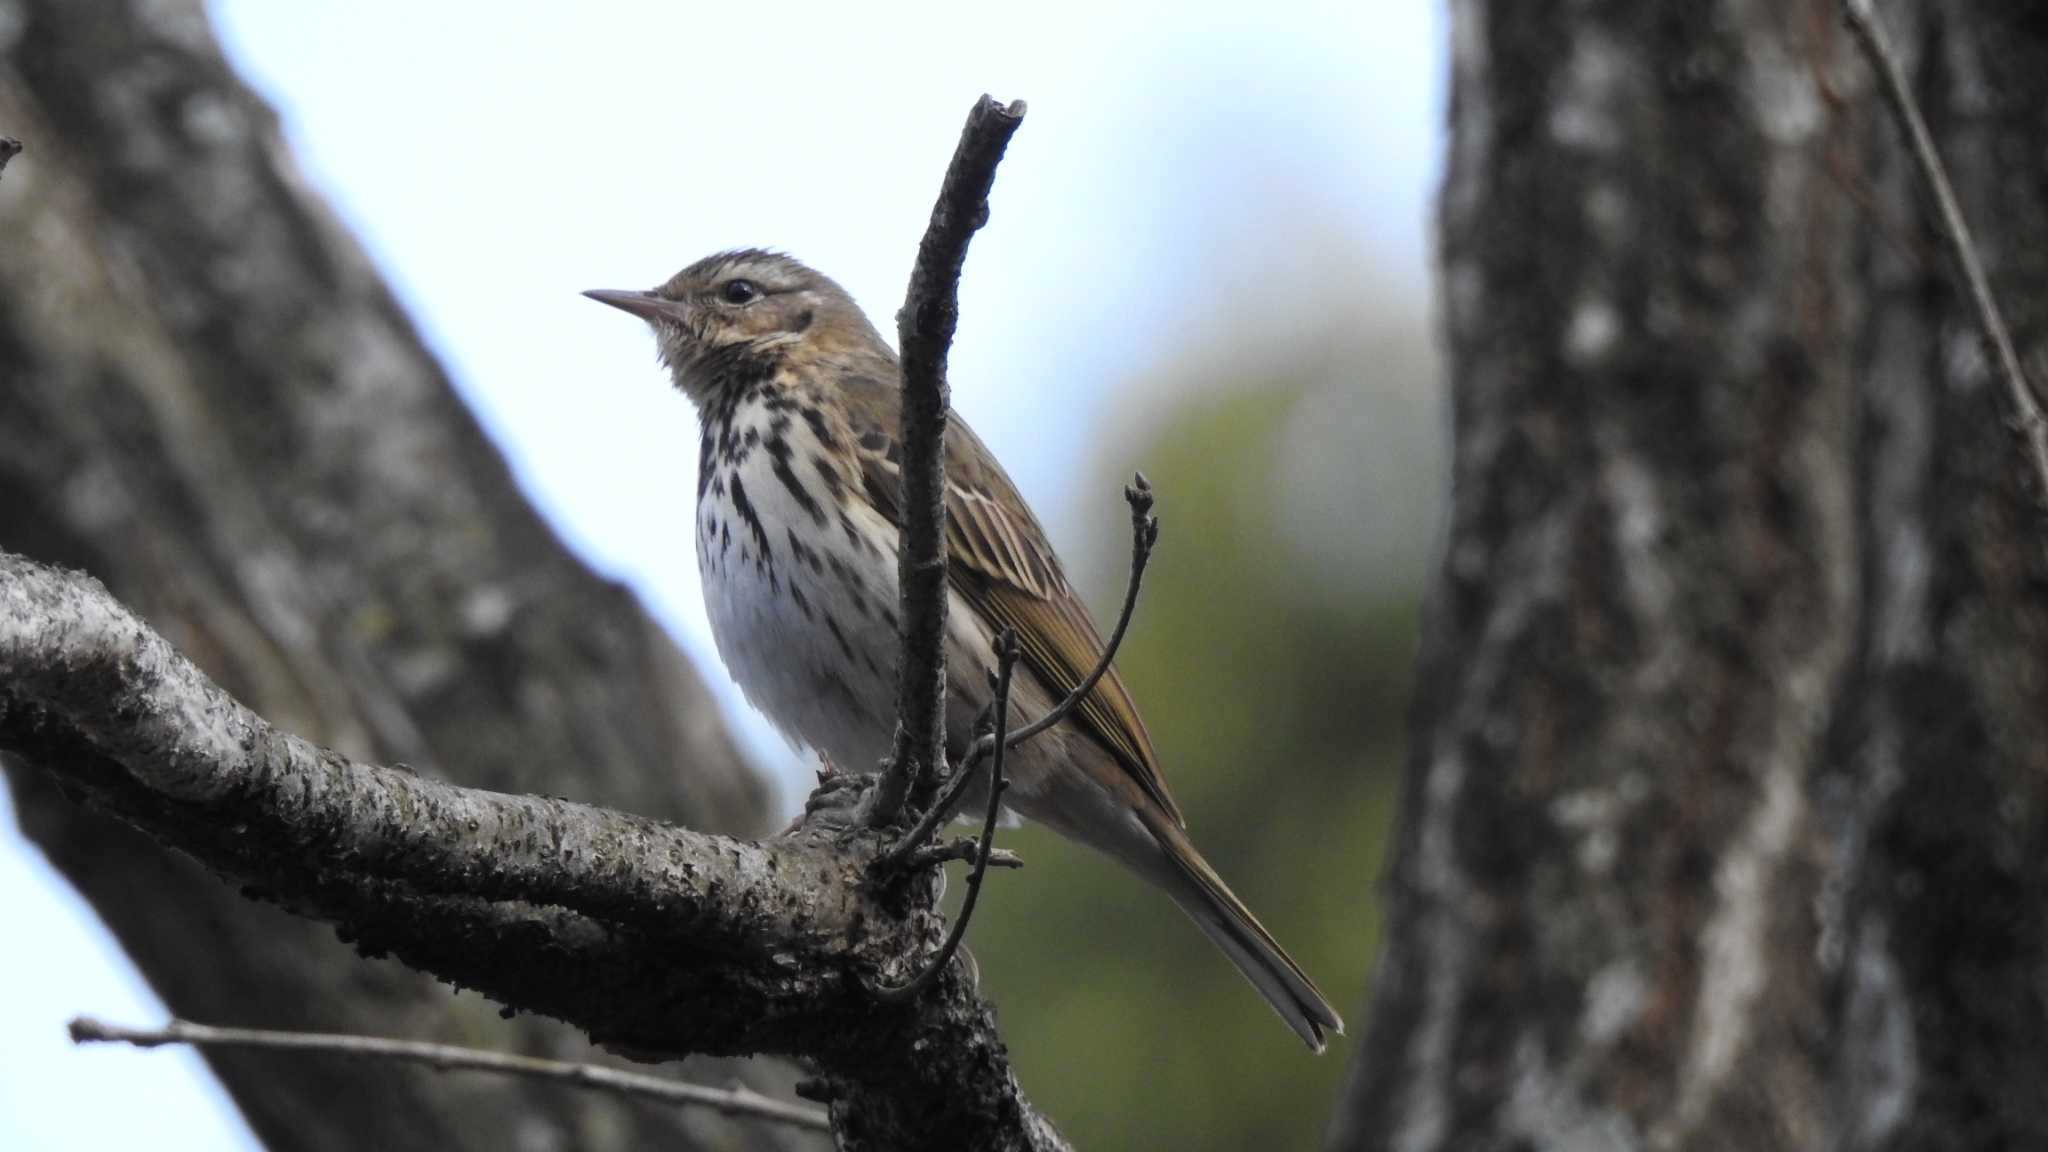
587, 250, 1342, 1050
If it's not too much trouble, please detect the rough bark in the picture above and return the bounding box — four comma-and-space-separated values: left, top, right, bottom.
1331, 2, 2048, 1150
0, 2, 794, 1149
1833, 4, 2048, 1146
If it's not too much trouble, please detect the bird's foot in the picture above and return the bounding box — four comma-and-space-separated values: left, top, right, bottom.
786, 754, 873, 835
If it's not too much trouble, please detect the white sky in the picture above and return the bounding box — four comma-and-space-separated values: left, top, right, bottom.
0, 2, 1445, 1147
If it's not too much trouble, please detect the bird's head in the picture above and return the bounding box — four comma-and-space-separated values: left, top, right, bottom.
585, 249, 884, 404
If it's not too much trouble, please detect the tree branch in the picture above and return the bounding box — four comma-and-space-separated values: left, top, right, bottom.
871, 95, 1029, 827
876, 631, 1019, 1002
69, 1017, 831, 1133
1841, 0, 2048, 507
0, 551, 1067, 1151
907, 840, 1024, 869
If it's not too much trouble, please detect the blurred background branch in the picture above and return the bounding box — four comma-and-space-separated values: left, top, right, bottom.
67, 1017, 833, 1133
1840, 0, 2048, 506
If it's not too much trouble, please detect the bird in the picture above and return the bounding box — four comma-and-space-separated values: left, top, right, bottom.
586, 249, 1343, 1050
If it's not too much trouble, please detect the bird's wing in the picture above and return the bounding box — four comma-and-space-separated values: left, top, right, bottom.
853, 406, 1185, 829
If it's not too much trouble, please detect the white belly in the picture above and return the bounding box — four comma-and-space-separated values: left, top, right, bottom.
694, 398, 995, 775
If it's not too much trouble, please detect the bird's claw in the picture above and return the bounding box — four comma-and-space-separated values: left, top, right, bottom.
792, 757, 873, 835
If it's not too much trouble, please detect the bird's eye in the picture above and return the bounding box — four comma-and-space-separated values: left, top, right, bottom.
720, 279, 760, 305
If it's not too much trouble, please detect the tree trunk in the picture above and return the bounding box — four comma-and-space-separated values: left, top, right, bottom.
1331, 1, 2048, 1149
0, 2, 798, 1149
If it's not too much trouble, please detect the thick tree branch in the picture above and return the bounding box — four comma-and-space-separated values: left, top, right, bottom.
1842, 0, 2048, 507
69, 1017, 832, 1133
871, 95, 1028, 826
0, 550, 1068, 1151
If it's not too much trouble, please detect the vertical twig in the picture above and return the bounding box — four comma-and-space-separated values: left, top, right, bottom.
875, 630, 1020, 1002
869, 95, 1029, 827
1842, 0, 2048, 505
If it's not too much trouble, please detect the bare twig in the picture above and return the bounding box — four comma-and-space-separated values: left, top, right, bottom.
0, 137, 20, 181
875, 631, 1020, 1003
1006, 474, 1159, 747
882, 732, 1002, 868
69, 1016, 830, 1132
880, 477, 1158, 867
870, 95, 1029, 828
908, 840, 1024, 870
1841, 0, 2048, 505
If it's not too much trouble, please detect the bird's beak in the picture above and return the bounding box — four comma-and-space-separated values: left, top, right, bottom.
582, 288, 686, 324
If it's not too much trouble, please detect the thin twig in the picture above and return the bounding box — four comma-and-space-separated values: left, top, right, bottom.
908, 840, 1024, 869
874, 631, 1019, 1003
68, 1016, 831, 1132
1841, 0, 2048, 505
869, 95, 1029, 828
880, 477, 1158, 867
1006, 474, 1159, 747
0, 137, 20, 181
883, 732, 1001, 868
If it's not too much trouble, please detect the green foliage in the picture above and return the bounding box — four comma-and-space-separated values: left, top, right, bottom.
961, 385, 1418, 1149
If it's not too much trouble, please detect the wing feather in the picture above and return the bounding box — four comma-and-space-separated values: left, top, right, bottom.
854, 406, 1184, 828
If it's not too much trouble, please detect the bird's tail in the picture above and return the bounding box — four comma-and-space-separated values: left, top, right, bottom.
1139, 810, 1344, 1052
